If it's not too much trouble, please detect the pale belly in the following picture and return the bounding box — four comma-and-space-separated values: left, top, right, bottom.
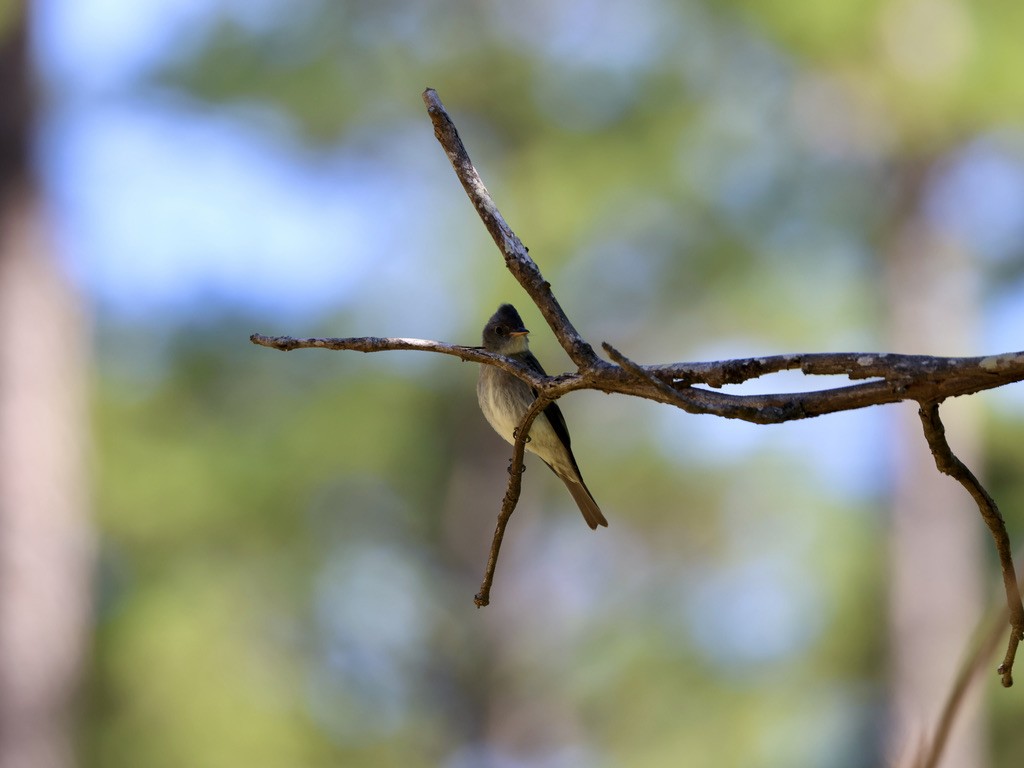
476, 366, 575, 478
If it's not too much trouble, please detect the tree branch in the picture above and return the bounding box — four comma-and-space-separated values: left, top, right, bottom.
250, 88, 1024, 690
253, 333, 1024, 424
422, 87, 599, 369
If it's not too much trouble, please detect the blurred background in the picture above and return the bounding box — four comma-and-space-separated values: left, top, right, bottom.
2, 0, 1024, 766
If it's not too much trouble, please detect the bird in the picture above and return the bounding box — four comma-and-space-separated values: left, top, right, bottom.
476, 303, 607, 529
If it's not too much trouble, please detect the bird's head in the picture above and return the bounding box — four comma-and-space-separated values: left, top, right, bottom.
481, 303, 530, 354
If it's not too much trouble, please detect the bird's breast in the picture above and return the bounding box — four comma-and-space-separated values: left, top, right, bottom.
477, 366, 535, 445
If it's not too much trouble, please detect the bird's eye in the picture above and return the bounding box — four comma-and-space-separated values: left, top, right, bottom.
495, 325, 507, 336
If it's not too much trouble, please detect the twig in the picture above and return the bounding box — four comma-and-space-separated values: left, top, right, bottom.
473, 394, 551, 607
917, 401, 1024, 687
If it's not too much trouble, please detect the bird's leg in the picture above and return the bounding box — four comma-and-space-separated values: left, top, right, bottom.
512, 427, 532, 443
508, 427, 530, 475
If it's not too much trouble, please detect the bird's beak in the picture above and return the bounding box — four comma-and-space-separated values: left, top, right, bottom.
510, 330, 529, 337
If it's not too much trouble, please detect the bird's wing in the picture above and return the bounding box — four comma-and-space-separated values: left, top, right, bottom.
519, 351, 576, 455
516, 352, 603, 527
540, 399, 573, 452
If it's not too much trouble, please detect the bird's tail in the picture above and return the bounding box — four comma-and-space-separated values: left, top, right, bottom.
560, 476, 608, 530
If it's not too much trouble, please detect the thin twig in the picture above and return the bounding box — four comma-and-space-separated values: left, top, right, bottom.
917, 401, 1024, 687
914, 544, 1024, 768
249, 333, 547, 386
474, 393, 551, 607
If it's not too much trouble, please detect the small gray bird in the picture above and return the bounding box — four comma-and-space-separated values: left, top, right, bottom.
476, 303, 607, 529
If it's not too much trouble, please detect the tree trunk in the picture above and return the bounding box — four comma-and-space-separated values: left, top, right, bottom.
0, 5, 93, 767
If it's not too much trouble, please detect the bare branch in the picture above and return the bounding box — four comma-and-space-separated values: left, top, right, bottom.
917, 402, 1024, 687
421, 87, 598, 369
250, 88, 1024, 694
252, 333, 1024, 426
